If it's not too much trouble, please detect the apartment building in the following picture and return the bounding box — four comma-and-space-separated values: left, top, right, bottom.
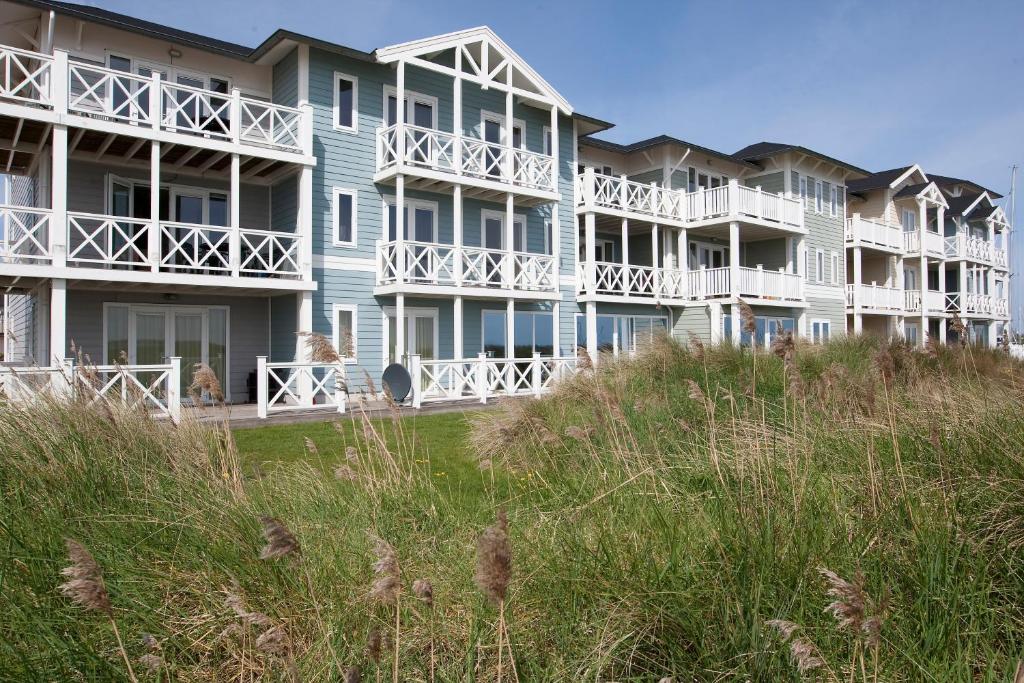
845, 166, 1011, 345
0, 1, 1012, 414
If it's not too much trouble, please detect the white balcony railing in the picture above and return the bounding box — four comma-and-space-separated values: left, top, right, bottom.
577, 262, 802, 302
687, 266, 732, 299
377, 123, 556, 192
845, 215, 903, 251
256, 358, 347, 418
944, 293, 1009, 317
0, 205, 51, 264
943, 233, 1007, 267
736, 266, 803, 300
376, 240, 556, 292
582, 261, 687, 299
0, 46, 307, 155
62, 211, 302, 279
409, 353, 579, 407
904, 230, 944, 257
846, 283, 904, 311
577, 172, 804, 229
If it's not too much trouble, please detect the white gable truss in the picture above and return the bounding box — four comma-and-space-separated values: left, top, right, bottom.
912, 181, 949, 208
987, 206, 1011, 232
890, 163, 928, 190
375, 27, 572, 115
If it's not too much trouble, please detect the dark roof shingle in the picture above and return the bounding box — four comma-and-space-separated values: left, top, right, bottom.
733, 141, 869, 176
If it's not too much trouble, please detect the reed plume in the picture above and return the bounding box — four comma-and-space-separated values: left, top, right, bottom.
413, 579, 436, 682
138, 634, 163, 673
688, 332, 705, 361
369, 534, 401, 683
476, 509, 513, 682
258, 515, 301, 560
58, 539, 137, 682
299, 331, 342, 364
189, 363, 224, 404
765, 619, 825, 677
345, 665, 363, 683
304, 436, 318, 455
820, 566, 886, 679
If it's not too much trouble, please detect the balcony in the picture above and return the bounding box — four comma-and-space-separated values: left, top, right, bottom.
945, 293, 1010, 318
846, 283, 904, 312
845, 215, 903, 252
375, 124, 556, 198
0, 205, 307, 288
576, 262, 802, 303
943, 234, 1007, 267
0, 45, 309, 157
904, 290, 946, 314
576, 171, 804, 231
375, 240, 557, 297
903, 230, 944, 258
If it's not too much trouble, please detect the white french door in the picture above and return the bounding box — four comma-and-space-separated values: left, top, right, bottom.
384, 307, 438, 367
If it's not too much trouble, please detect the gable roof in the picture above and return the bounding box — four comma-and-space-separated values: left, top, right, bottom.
846, 166, 917, 194
733, 141, 870, 176
927, 173, 1002, 199
581, 134, 759, 171
374, 27, 572, 114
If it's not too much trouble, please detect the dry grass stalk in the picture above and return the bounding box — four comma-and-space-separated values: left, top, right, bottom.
345, 665, 363, 683
413, 578, 436, 683
369, 534, 402, 683
737, 298, 756, 337
476, 509, 513, 683
138, 634, 163, 673
577, 346, 593, 370
765, 619, 826, 677
820, 566, 886, 678
189, 363, 224, 405
688, 332, 705, 361
58, 539, 138, 682
299, 331, 342, 364
258, 516, 301, 560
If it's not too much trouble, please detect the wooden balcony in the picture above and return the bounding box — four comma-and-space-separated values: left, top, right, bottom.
846, 283, 904, 313
845, 215, 903, 252
375, 239, 557, 299
375, 123, 556, 202
0, 44, 311, 161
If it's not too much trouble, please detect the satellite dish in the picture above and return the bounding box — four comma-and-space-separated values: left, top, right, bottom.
381, 363, 412, 403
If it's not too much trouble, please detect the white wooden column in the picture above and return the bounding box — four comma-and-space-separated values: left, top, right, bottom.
938, 260, 947, 344
230, 153, 241, 277
453, 50, 463, 174
453, 184, 463, 285
454, 296, 463, 359
504, 64, 514, 181
620, 218, 629, 295
917, 198, 928, 344
395, 293, 406, 361
853, 246, 863, 334
296, 290, 314, 404
49, 278, 66, 365
50, 129, 67, 269
505, 193, 515, 287
584, 212, 596, 293
678, 227, 688, 297
552, 300, 560, 356
729, 221, 741, 344
585, 300, 598, 360
651, 222, 661, 297
49, 53, 69, 364
395, 61, 407, 285
505, 299, 515, 360
148, 142, 161, 272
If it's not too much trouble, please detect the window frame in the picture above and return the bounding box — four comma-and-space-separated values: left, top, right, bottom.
382, 86, 438, 129
799, 176, 808, 209
815, 249, 825, 283
382, 196, 439, 243
830, 251, 839, 285
811, 319, 832, 344
332, 187, 358, 247
333, 71, 359, 133
814, 180, 823, 214
331, 303, 359, 364
830, 185, 838, 217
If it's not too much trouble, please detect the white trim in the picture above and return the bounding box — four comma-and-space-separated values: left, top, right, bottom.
332, 186, 358, 247
331, 303, 359, 364
332, 71, 359, 134
314, 254, 377, 271
382, 85, 438, 129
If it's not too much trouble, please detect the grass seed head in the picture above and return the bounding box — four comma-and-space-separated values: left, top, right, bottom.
258, 516, 301, 560
365, 626, 384, 663
820, 566, 866, 633
189, 363, 224, 404
58, 538, 112, 615
475, 508, 511, 605
369, 535, 401, 604
344, 665, 362, 683
737, 298, 757, 336
412, 578, 434, 608
299, 331, 342, 364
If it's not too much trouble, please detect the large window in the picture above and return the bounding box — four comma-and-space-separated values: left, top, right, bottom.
811, 320, 831, 343
901, 209, 917, 232
332, 304, 358, 362
333, 72, 358, 132
482, 311, 554, 358
575, 314, 667, 356
724, 314, 795, 348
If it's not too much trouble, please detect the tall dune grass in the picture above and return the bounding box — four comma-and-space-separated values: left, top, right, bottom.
1, 335, 1023, 681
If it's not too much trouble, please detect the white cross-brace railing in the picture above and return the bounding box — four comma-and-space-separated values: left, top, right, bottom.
0, 45, 52, 105
376, 240, 557, 291
0, 358, 181, 423
410, 353, 579, 407
239, 228, 302, 277
238, 97, 303, 151
67, 62, 152, 124
0, 205, 51, 263
376, 124, 556, 192
67, 212, 151, 266
256, 357, 347, 418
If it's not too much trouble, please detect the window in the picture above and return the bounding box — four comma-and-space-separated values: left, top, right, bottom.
333, 188, 357, 246
333, 72, 358, 132
688, 167, 697, 192
814, 180, 823, 213
384, 198, 438, 242
543, 126, 552, 156
576, 314, 667, 356
724, 314, 795, 348
830, 185, 838, 217
811, 320, 831, 343
822, 181, 831, 215
799, 176, 808, 209
544, 220, 553, 257
901, 209, 917, 232
482, 311, 554, 358
904, 323, 919, 345
332, 304, 358, 362
830, 251, 839, 285
815, 249, 825, 283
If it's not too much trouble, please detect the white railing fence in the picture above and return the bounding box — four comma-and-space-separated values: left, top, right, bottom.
256, 357, 347, 418
238, 97, 303, 151
0, 205, 51, 263
409, 353, 580, 408
67, 212, 151, 267
736, 266, 803, 300
846, 215, 903, 251
587, 261, 687, 299
0, 45, 52, 105
0, 358, 181, 422
376, 240, 556, 291
376, 123, 556, 192
686, 267, 731, 300
67, 62, 151, 123
847, 283, 904, 311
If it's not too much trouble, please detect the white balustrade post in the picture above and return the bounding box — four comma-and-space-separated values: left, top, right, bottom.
453, 184, 463, 285
149, 141, 161, 271
853, 246, 863, 334
618, 174, 627, 209
51, 50, 68, 115
532, 351, 542, 398
229, 87, 241, 144
476, 352, 488, 404
755, 185, 762, 219
59, 356, 75, 398
410, 354, 422, 409
230, 153, 241, 277
168, 356, 181, 424
620, 218, 630, 296
256, 356, 268, 419
148, 71, 162, 131
583, 166, 595, 210
649, 181, 658, 217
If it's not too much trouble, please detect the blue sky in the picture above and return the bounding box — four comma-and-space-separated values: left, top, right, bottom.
86, 0, 1021, 201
